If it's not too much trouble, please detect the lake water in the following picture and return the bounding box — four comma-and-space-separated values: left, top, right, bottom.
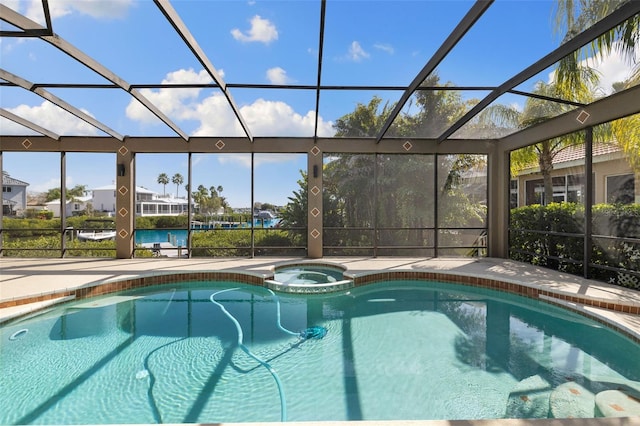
135, 219, 281, 245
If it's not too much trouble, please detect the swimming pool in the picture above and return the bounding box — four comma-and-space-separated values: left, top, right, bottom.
1, 279, 639, 424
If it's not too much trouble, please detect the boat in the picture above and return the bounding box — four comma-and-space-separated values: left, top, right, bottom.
77, 219, 117, 242
254, 210, 276, 219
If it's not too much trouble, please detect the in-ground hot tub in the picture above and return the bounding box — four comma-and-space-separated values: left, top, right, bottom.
265, 262, 354, 293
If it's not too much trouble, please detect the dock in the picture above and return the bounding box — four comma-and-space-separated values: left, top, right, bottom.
140, 242, 188, 258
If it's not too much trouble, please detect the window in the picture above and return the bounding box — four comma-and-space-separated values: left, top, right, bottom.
509, 179, 518, 209
2, 186, 12, 193
525, 177, 566, 205
524, 175, 592, 205
606, 174, 635, 204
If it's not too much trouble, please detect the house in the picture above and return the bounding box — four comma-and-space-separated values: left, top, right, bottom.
511, 143, 638, 208
45, 195, 92, 217
92, 185, 192, 216
1, 171, 28, 216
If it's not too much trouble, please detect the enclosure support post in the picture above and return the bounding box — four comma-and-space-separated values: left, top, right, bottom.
60, 151, 67, 258
308, 147, 323, 258
584, 127, 593, 278
115, 148, 135, 258
488, 144, 509, 258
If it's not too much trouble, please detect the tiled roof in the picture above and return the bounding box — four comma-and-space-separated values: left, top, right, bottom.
552, 143, 621, 165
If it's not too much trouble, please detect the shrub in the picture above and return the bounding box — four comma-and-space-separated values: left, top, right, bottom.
510, 203, 640, 287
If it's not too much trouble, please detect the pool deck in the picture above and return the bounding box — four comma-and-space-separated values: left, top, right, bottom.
1, 257, 640, 426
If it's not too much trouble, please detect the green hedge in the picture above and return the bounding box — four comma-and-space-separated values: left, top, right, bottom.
189, 229, 301, 256
510, 203, 640, 287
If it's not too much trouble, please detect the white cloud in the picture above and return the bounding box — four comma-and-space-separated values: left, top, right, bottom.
231, 15, 278, 44
266, 67, 292, 85
2, 0, 134, 24
374, 43, 394, 55
586, 44, 639, 95
125, 68, 214, 124
64, 0, 133, 19
0, 116, 37, 135
28, 0, 68, 22
238, 98, 333, 137
4, 101, 100, 135
127, 68, 335, 138
29, 176, 62, 194
548, 41, 639, 96
187, 93, 246, 136
346, 41, 370, 62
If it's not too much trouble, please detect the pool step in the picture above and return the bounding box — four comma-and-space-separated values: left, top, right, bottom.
505, 374, 552, 418
549, 381, 595, 418
595, 387, 640, 417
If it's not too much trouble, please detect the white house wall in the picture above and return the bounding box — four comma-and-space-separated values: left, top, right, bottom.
3, 185, 27, 213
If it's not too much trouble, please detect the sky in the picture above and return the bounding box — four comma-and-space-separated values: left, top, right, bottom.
1, 0, 636, 208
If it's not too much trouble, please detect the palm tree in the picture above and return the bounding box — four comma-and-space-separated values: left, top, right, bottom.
553, 0, 640, 170
157, 173, 169, 196
477, 77, 611, 205
172, 173, 184, 198
611, 71, 640, 172
553, 0, 639, 92
517, 81, 598, 204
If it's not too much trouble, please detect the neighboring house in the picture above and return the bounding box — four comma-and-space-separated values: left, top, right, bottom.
45, 195, 92, 218
511, 143, 638, 208
1, 171, 28, 216
27, 193, 48, 213
92, 185, 192, 217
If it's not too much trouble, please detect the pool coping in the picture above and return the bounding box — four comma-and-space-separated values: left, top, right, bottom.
1, 257, 639, 343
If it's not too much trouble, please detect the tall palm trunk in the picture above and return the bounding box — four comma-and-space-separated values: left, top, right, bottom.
538, 141, 555, 205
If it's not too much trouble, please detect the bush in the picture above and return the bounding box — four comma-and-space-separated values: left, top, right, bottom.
510, 203, 640, 287
191, 230, 252, 256
135, 215, 187, 229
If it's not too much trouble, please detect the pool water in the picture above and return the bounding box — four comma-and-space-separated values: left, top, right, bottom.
274, 265, 344, 284
1, 280, 639, 424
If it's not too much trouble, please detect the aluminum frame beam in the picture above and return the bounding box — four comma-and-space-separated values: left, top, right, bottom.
1, 108, 60, 140
375, 0, 494, 143
0, 3, 189, 141
154, 0, 253, 142
313, 0, 327, 140
437, 0, 640, 143
0, 69, 124, 140
500, 84, 640, 153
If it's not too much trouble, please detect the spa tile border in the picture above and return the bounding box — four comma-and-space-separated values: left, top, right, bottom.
268, 260, 348, 274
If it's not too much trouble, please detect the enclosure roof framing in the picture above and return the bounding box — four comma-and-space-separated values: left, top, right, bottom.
0, 0, 639, 151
